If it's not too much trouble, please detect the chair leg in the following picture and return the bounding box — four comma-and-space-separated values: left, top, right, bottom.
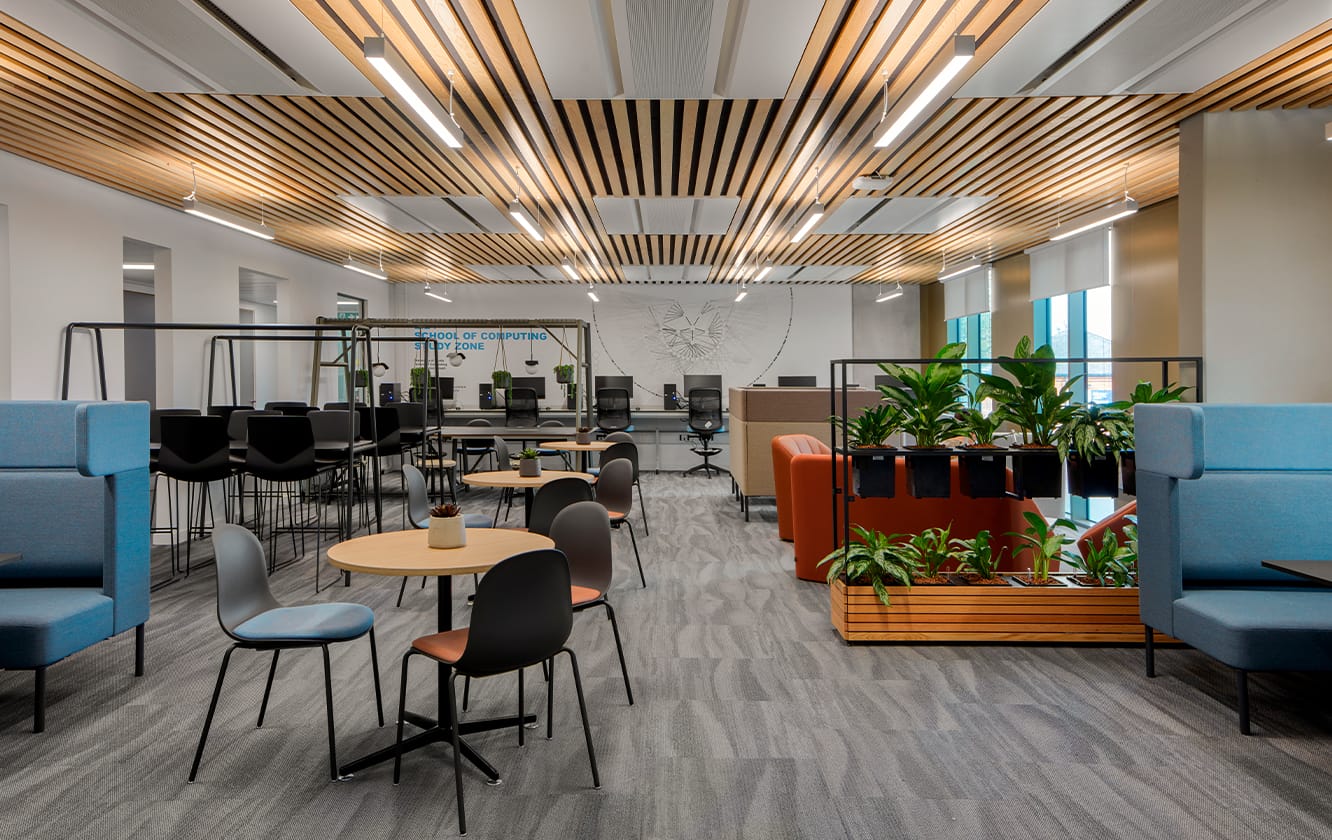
1236, 669, 1251, 736
257, 650, 281, 727
396, 577, 409, 608
446, 673, 468, 836
189, 645, 237, 782
561, 648, 600, 789
624, 521, 645, 588
33, 667, 46, 734
320, 645, 339, 781
1144, 624, 1155, 678
368, 629, 385, 727
135, 623, 145, 677
393, 651, 413, 785
636, 481, 649, 536
517, 667, 525, 747
546, 656, 556, 741
462, 675, 471, 711
603, 601, 634, 705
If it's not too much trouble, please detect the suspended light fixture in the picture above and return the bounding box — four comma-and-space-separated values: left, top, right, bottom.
1049, 164, 1138, 242
876, 281, 905, 303
586, 282, 599, 303
423, 283, 451, 303
508, 198, 543, 241
874, 35, 976, 150
343, 248, 387, 280
790, 167, 825, 244
181, 164, 274, 240
753, 266, 773, 283
363, 37, 463, 149
561, 257, 580, 281
734, 283, 748, 303
937, 258, 984, 282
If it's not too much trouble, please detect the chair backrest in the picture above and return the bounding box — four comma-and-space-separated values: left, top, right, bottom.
540, 419, 564, 428
687, 388, 723, 434
493, 435, 512, 466
227, 409, 278, 442
245, 415, 316, 479
604, 431, 633, 443
598, 441, 639, 479
212, 524, 283, 638
207, 405, 245, 427
505, 387, 540, 427
455, 548, 572, 676
355, 406, 402, 448
308, 409, 360, 443
158, 415, 233, 480
595, 388, 631, 432
527, 477, 595, 536
595, 457, 634, 515
401, 463, 432, 528
394, 401, 426, 430
461, 417, 493, 453
322, 401, 366, 411
150, 408, 201, 443
549, 501, 613, 593
264, 401, 313, 416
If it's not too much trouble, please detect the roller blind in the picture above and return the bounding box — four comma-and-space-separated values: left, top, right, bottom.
1026, 228, 1112, 301
942, 265, 991, 320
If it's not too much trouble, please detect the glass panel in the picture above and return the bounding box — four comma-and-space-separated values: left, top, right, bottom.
1085, 284, 1113, 404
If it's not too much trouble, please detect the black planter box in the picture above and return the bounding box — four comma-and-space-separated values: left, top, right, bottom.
1012, 448, 1063, 498
852, 451, 896, 498
958, 450, 1008, 498
905, 450, 952, 498
1120, 450, 1136, 496
1067, 453, 1120, 498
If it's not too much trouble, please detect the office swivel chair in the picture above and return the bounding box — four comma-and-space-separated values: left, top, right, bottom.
685, 388, 728, 478
594, 388, 632, 435
505, 387, 540, 428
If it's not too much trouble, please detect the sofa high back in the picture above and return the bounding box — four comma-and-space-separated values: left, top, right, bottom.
772, 433, 830, 541
1136, 403, 1332, 733
0, 401, 150, 731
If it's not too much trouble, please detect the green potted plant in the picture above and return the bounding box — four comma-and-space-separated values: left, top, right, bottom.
955, 404, 1008, 498
950, 529, 1009, 585
554, 363, 575, 384
1058, 402, 1131, 497
565, 383, 578, 411
1109, 380, 1190, 495
893, 525, 958, 584
410, 366, 428, 401
832, 402, 901, 498
427, 502, 466, 549
575, 426, 593, 445
971, 337, 1080, 498
876, 342, 967, 498
492, 369, 512, 406
517, 447, 542, 477
1007, 511, 1077, 585
818, 525, 922, 607
1063, 530, 1132, 587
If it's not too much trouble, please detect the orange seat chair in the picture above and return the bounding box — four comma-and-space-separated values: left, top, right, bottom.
772, 434, 830, 541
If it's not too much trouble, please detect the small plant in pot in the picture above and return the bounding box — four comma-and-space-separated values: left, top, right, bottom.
876, 342, 967, 498
518, 447, 542, 477
949, 529, 1010, 585
1064, 530, 1133, 587
427, 503, 466, 549
832, 403, 901, 498
818, 525, 922, 608
410, 366, 428, 400
1109, 381, 1190, 495
971, 337, 1080, 498
554, 363, 575, 384
893, 525, 958, 584
575, 426, 593, 445
1059, 402, 1131, 498
1007, 511, 1077, 586
491, 369, 512, 404
956, 405, 1008, 498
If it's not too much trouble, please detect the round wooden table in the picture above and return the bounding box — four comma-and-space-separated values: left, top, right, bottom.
326, 528, 554, 780
462, 469, 595, 527
538, 439, 613, 472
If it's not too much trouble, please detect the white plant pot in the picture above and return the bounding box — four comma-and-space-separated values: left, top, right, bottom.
575, 430, 592, 445
428, 515, 466, 549
518, 459, 542, 477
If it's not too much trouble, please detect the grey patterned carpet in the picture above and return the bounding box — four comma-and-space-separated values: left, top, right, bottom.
2, 473, 1331, 840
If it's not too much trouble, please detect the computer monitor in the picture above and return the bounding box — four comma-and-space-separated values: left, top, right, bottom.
594, 375, 634, 395
510, 376, 546, 399
777, 376, 817, 387
424, 376, 454, 400
683, 374, 722, 398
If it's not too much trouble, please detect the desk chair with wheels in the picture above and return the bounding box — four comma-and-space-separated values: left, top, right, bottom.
504, 387, 540, 428
392, 548, 599, 837
594, 388, 632, 435
686, 388, 728, 478
190, 524, 383, 783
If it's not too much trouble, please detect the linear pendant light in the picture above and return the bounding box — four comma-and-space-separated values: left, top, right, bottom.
423, 283, 451, 303
734, 283, 748, 303
875, 35, 975, 149
561, 257, 580, 281
586, 283, 599, 303
753, 266, 773, 283
937, 259, 984, 282
1049, 198, 1138, 242
509, 199, 543, 241
791, 167, 825, 244
876, 282, 904, 303
363, 36, 463, 149
181, 197, 275, 240
343, 256, 387, 280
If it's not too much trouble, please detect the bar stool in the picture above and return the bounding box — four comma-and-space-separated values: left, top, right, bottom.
157, 414, 237, 577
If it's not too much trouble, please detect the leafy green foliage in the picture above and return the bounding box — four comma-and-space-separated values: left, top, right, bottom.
951, 529, 1005, 579
1007, 511, 1077, 582
1058, 402, 1132, 461
876, 342, 968, 447
832, 403, 902, 448
1064, 530, 1133, 586
892, 524, 959, 578
956, 406, 1004, 446
970, 337, 1081, 447
518, 447, 541, 459
553, 364, 575, 380
1119, 519, 1138, 580
818, 525, 922, 607
1108, 380, 1191, 450
492, 369, 512, 389
410, 367, 428, 392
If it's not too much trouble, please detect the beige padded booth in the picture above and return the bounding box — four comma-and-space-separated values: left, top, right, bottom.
728, 386, 881, 518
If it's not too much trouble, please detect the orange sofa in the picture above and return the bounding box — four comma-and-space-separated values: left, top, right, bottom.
781, 439, 1046, 582
772, 434, 830, 541
1076, 501, 1137, 558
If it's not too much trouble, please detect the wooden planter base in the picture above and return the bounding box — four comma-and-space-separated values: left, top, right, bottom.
831, 578, 1174, 644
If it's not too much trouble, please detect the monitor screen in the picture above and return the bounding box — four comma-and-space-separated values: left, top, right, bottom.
777, 376, 817, 387
510, 376, 546, 399
594, 375, 634, 395
424, 376, 454, 400
683, 374, 722, 397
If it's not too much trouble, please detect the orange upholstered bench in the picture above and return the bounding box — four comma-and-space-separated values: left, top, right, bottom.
772, 434, 830, 542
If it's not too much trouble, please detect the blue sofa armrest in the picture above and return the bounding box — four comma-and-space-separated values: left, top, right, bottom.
77, 402, 150, 476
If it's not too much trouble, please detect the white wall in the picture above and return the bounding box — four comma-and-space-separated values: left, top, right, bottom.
850, 282, 921, 384
0, 150, 390, 404
1179, 107, 1332, 402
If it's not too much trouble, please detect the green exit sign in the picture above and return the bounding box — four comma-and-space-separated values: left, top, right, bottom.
334, 311, 359, 320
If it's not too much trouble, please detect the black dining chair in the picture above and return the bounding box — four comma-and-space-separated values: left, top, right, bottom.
595, 458, 645, 587
595, 441, 649, 535
394, 401, 428, 460
395, 464, 494, 608
686, 388, 728, 477
526, 476, 595, 537
392, 548, 600, 836
459, 418, 495, 474
504, 387, 540, 428
157, 414, 237, 577
264, 401, 314, 416
537, 419, 570, 468
190, 524, 383, 783
594, 388, 632, 434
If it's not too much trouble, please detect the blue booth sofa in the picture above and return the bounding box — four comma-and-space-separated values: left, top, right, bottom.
0, 401, 150, 732
1137, 403, 1332, 734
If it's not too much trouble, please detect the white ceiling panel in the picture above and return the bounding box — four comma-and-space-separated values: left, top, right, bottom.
468, 265, 568, 282
338, 195, 518, 234
818, 196, 992, 235
717, 0, 826, 98
620, 265, 713, 283
595, 197, 739, 234
338, 195, 435, 234
762, 265, 871, 283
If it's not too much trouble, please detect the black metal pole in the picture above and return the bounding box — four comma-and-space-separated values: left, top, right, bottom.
93, 329, 108, 400
60, 325, 74, 399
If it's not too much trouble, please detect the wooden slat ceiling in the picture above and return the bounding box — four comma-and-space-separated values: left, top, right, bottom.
0, 1, 1329, 286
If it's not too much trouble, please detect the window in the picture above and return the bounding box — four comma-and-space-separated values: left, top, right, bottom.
946, 312, 992, 405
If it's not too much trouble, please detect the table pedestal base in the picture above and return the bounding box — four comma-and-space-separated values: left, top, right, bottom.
339, 710, 537, 779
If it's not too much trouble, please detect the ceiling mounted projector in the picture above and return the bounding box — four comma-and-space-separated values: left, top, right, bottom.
852, 174, 892, 191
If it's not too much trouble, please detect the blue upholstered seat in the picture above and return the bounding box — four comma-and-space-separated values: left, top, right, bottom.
1172, 588, 1332, 672
233, 603, 375, 642
0, 589, 114, 667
